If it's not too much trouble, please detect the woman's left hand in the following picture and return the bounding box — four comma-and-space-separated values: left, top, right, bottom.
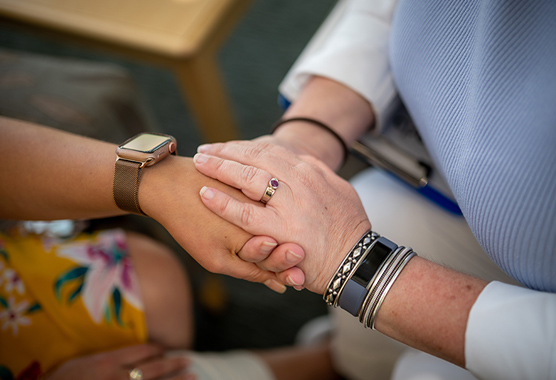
193, 140, 372, 294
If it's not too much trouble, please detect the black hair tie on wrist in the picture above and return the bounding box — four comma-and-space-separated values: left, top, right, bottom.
271, 117, 350, 166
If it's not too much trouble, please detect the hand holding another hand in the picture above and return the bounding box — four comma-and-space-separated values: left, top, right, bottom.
138, 156, 305, 293
193, 140, 372, 294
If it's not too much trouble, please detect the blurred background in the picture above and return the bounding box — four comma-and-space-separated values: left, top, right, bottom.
0, 0, 340, 352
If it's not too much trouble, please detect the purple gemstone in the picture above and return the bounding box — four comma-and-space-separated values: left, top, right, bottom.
270, 179, 279, 188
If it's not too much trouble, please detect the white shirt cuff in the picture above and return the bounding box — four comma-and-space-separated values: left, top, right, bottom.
465, 281, 556, 380
279, 0, 399, 131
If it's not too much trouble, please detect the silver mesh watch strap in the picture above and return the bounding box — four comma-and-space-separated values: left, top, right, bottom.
113, 159, 146, 215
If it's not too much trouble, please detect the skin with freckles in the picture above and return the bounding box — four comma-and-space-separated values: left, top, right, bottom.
193, 139, 488, 368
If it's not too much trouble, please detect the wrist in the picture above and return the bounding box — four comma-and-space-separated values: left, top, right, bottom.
113, 133, 177, 216
311, 220, 372, 294
278, 76, 375, 163
323, 229, 418, 329
137, 155, 188, 222
272, 121, 345, 170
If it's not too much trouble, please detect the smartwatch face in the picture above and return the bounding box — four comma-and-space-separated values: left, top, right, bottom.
121, 133, 170, 153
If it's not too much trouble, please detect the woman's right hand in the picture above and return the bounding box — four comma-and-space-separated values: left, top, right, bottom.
44, 344, 192, 380
193, 140, 372, 294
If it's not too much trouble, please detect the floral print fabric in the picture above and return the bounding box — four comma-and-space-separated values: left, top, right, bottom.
0, 228, 146, 378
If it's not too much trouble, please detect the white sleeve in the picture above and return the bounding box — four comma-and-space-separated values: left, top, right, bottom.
278, 0, 399, 129
465, 281, 556, 380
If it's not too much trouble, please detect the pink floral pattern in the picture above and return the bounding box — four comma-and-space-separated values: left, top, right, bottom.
55, 230, 142, 324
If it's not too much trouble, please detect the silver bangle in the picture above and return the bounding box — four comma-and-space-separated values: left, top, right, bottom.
362, 247, 417, 329
358, 246, 405, 324
369, 250, 416, 329
362, 248, 410, 328
323, 230, 379, 306
323, 230, 418, 332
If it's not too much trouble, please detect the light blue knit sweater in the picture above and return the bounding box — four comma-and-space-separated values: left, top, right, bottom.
390, 1, 556, 292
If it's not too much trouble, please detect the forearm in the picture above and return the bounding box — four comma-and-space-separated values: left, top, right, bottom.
0, 117, 246, 224
0, 118, 298, 288
374, 257, 487, 367
273, 76, 374, 169
192, 140, 488, 367
0, 117, 121, 220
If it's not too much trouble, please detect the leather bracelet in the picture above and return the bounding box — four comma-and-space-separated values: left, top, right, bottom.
338, 237, 398, 316
271, 117, 350, 166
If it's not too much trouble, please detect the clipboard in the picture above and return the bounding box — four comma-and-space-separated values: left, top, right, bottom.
277, 94, 462, 215
352, 102, 462, 215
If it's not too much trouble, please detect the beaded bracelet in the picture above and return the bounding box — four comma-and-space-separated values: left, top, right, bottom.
271, 117, 350, 166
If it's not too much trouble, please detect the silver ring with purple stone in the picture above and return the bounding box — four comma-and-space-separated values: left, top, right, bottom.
260, 177, 279, 204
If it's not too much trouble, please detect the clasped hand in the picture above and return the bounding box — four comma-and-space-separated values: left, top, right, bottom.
193, 139, 372, 294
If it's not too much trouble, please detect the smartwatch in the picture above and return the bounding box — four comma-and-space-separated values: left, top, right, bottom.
338, 237, 398, 316
113, 132, 177, 215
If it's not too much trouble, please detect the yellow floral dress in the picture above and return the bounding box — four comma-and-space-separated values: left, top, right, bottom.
0, 226, 147, 379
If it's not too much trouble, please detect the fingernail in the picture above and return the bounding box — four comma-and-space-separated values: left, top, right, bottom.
265, 279, 286, 294
193, 153, 208, 164
197, 144, 212, 153
287, 275, 302, 287
260, 241, 277, 254
293, 285, 305, 291
200, 186, 214, 200
286, 249, 303, 264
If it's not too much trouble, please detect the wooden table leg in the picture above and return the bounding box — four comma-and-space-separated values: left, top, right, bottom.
172, 49, 239, 143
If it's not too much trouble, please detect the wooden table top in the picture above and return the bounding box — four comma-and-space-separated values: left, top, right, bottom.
0, 0, 240, 56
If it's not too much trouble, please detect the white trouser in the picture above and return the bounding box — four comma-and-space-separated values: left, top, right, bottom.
331, 168, 518, 380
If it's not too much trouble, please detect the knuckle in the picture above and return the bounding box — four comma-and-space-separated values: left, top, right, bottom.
256, 141, 275, 151
214, 194, 232, 215
240, 165, 260, 186
242, 266, 265, 283
213, 156, 227, 173
239, 205, 256, 227
244, 144, 268, 161
205, 258, 226, 274
295, 162, 319, 186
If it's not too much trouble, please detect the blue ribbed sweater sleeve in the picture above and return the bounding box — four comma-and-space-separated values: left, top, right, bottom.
390, 1, 556, 291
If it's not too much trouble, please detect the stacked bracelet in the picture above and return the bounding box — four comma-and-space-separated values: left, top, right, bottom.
323, 230, 417, 330
338, 237, 398, 316
323, 230, 379, 307
360, 247, 416, 329
271, 117, 350, 166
